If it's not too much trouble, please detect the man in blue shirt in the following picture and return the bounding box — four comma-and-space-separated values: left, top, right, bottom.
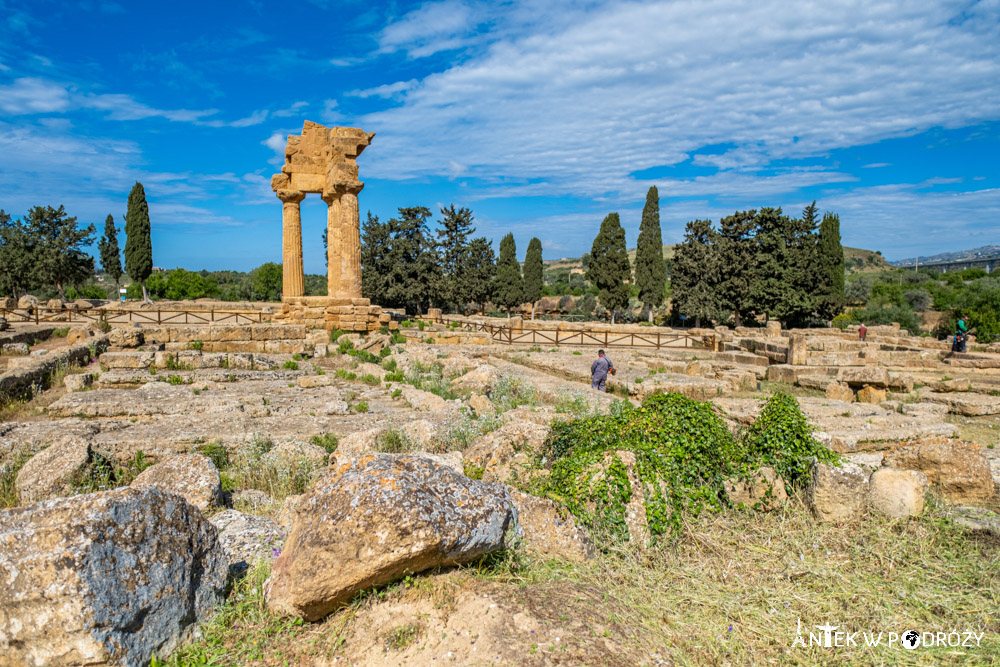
590, 349, 614, 392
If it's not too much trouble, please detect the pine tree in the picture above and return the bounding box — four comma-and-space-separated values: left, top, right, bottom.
495, 233, 523, 317
27, 205, 95, 301
124, 182, 153, 302
523, 237, 543, 319
98, 214, 123, 296
0, 210, 35, 298
634, 186, 666, 322
716, 209, 757, 326
670, 219, 720, 327
752, 207, 818, 327
435, 205, 476, 312
360, 211, 390, 302
466, 236, 496, 313
816, 211, 845, 320
585, 213, 631, 324
382, 207, 440, 315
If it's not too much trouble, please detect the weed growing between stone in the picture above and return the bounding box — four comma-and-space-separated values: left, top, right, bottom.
442, 413, 503, 451
310, 433, 339, 454
490, 373, 539, 413
532, 392, 839, 539
70, 449, 153, 494
374, 428, 416, 453
404, 361, 457, 400
0, 449, 33, 508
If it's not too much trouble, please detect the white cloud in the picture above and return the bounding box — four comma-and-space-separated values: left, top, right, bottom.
0, 77, 71, 114
273, 100, 309, 117
348, 79, 419, 99
377, 0, 476, 57
321, 99, 342, 123
357, 0, 1000, 209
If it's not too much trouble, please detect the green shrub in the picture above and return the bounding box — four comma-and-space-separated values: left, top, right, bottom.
329, 329, 347, 342
338, 338, 355, 354
52, 327, 70, 338
490, 373, 538, 413
189, 340, 203, 352
196, 441, 230, 469
335, 369, 357, 381
351, 349, 380, 364
375, 428, 415, 453
360, 373, 380, 386
283, 360, 299, 370
390, 331, 407, 344
353, 401, 369, 413
391, 388, 403, 399
166, 374, 187, 385
534, 392, 839, 541
417, 321, 425, 331
831, 312, 857, 330
384, 371, 405, 383
310, 433, 339, 454
382, 358, 398, 372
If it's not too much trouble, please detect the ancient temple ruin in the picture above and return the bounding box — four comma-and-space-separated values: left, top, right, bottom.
270, 121, 393, 331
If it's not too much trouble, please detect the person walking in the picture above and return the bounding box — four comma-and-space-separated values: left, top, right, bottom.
953, 316, 969, 353
591, 349, 615, 392
858, 323, 867, 341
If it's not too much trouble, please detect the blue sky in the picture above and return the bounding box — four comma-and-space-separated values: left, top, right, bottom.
1, 0, 998, 273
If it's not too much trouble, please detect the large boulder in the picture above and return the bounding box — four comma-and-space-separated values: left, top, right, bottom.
825, 382, 854, 403
856, 385, 888, 404
15, 436, 92, 504
210, 509, 283, 575
0, 295, 14, 309
723, 466, 788, 511
868, 468, 928, 517
46, 298, 65, 310
130, 453, 223, 511
463, 420, 549, 483
882, 438, 994, 503
0, 487, 227, 666
266, 453, 519, 621
17, 294, 39, 310
805, 462, 869, 522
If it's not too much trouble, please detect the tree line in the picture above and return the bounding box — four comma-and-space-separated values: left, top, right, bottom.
670, 202, 844, 327
0, 183, 155, 302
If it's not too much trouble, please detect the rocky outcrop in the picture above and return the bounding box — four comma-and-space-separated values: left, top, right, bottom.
130, 453, 223, 511
463, 420, 549, 484
15, 436, 92, 503
108, 327, 145, 348
453, 364, 502, 394
266, 453, 519, 621
723, 466, 788, 511
66, 326, 93, 345
882, 438, 994, 503
0, 487, 226, 666
868, 468, 928, 517
806, 462, 868, 522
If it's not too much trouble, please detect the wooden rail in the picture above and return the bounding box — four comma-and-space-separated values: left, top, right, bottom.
0, 307, 265, 326
424, 316, 702, 349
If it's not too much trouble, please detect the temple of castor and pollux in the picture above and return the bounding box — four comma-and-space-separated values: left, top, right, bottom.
270, 120, 396, 332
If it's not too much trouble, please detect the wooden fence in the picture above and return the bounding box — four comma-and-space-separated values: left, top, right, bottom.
0, 307, 265, 326
427, 317, 704, 349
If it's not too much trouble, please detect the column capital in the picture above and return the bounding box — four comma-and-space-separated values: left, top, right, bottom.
276, 189, 306, 204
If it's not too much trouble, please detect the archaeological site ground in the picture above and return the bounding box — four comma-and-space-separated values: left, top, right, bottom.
1, 302, 998, 665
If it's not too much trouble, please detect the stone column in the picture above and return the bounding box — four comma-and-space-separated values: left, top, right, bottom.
278, 190, 306, 298
338, 183, 364, 299
322, 190, 343, 298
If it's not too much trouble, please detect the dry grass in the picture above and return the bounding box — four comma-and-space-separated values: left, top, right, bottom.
163, 499, 998, 666
946, 414, 1000, 449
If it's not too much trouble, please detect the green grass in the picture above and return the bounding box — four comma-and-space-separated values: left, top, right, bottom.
0, 449, 33, 508
310, 433, 339, 454
283, 360, 299, 371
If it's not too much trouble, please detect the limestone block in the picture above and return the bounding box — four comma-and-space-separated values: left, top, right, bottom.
251, 324, 307, 341
468, 393, 495, 417
64, 372, 94, 392
100, 350, 154, 369
266, 453, 518, 621
130, 453, 223, 511
837, 366, 889, 388
66, 326, 93, 345
882, 438, 994, 502
404, 419, 439, 447
806, 462, 868, 522
265, 340, 305, 354
930, 378, 971, 392
765, 320, 781, 337
108, 327, 145, 348
15, 436, 93, 503
510, 490, 593, 562
2, 342, 29, 355
297, 375, 332, 388
856, 385, 888, 404
723, 467, 788, 511
17, 294, 39, 310
868, 468, 928, 517
825, 382, 854, 402
0, 487, 227, 667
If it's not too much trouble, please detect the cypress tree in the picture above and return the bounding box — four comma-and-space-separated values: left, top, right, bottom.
634, 186, 666, 322
670, 219, 720, 328
495, 233, 523, 317
817, 211, 845, 320
98, 214, 123, 296
466, 236, 496, 314
585, 212, 631, 324
124, 182, 153, 303
523, 237, 543, 319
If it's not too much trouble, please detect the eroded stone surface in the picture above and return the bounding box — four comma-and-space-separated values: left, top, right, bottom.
266, 453, 519, 621
868, 467, 928, 517
882, 438, 994, 503
0, 487, 226, 666
210, 509, 283, 575
15, 436, 92, 503
806, 462, 868, 522
130, 453, 223, 510
723, 466, 788, 511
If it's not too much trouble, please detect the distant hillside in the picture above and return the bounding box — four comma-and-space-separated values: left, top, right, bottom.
891, 245, 1000, 267
544, 244, 888, 275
